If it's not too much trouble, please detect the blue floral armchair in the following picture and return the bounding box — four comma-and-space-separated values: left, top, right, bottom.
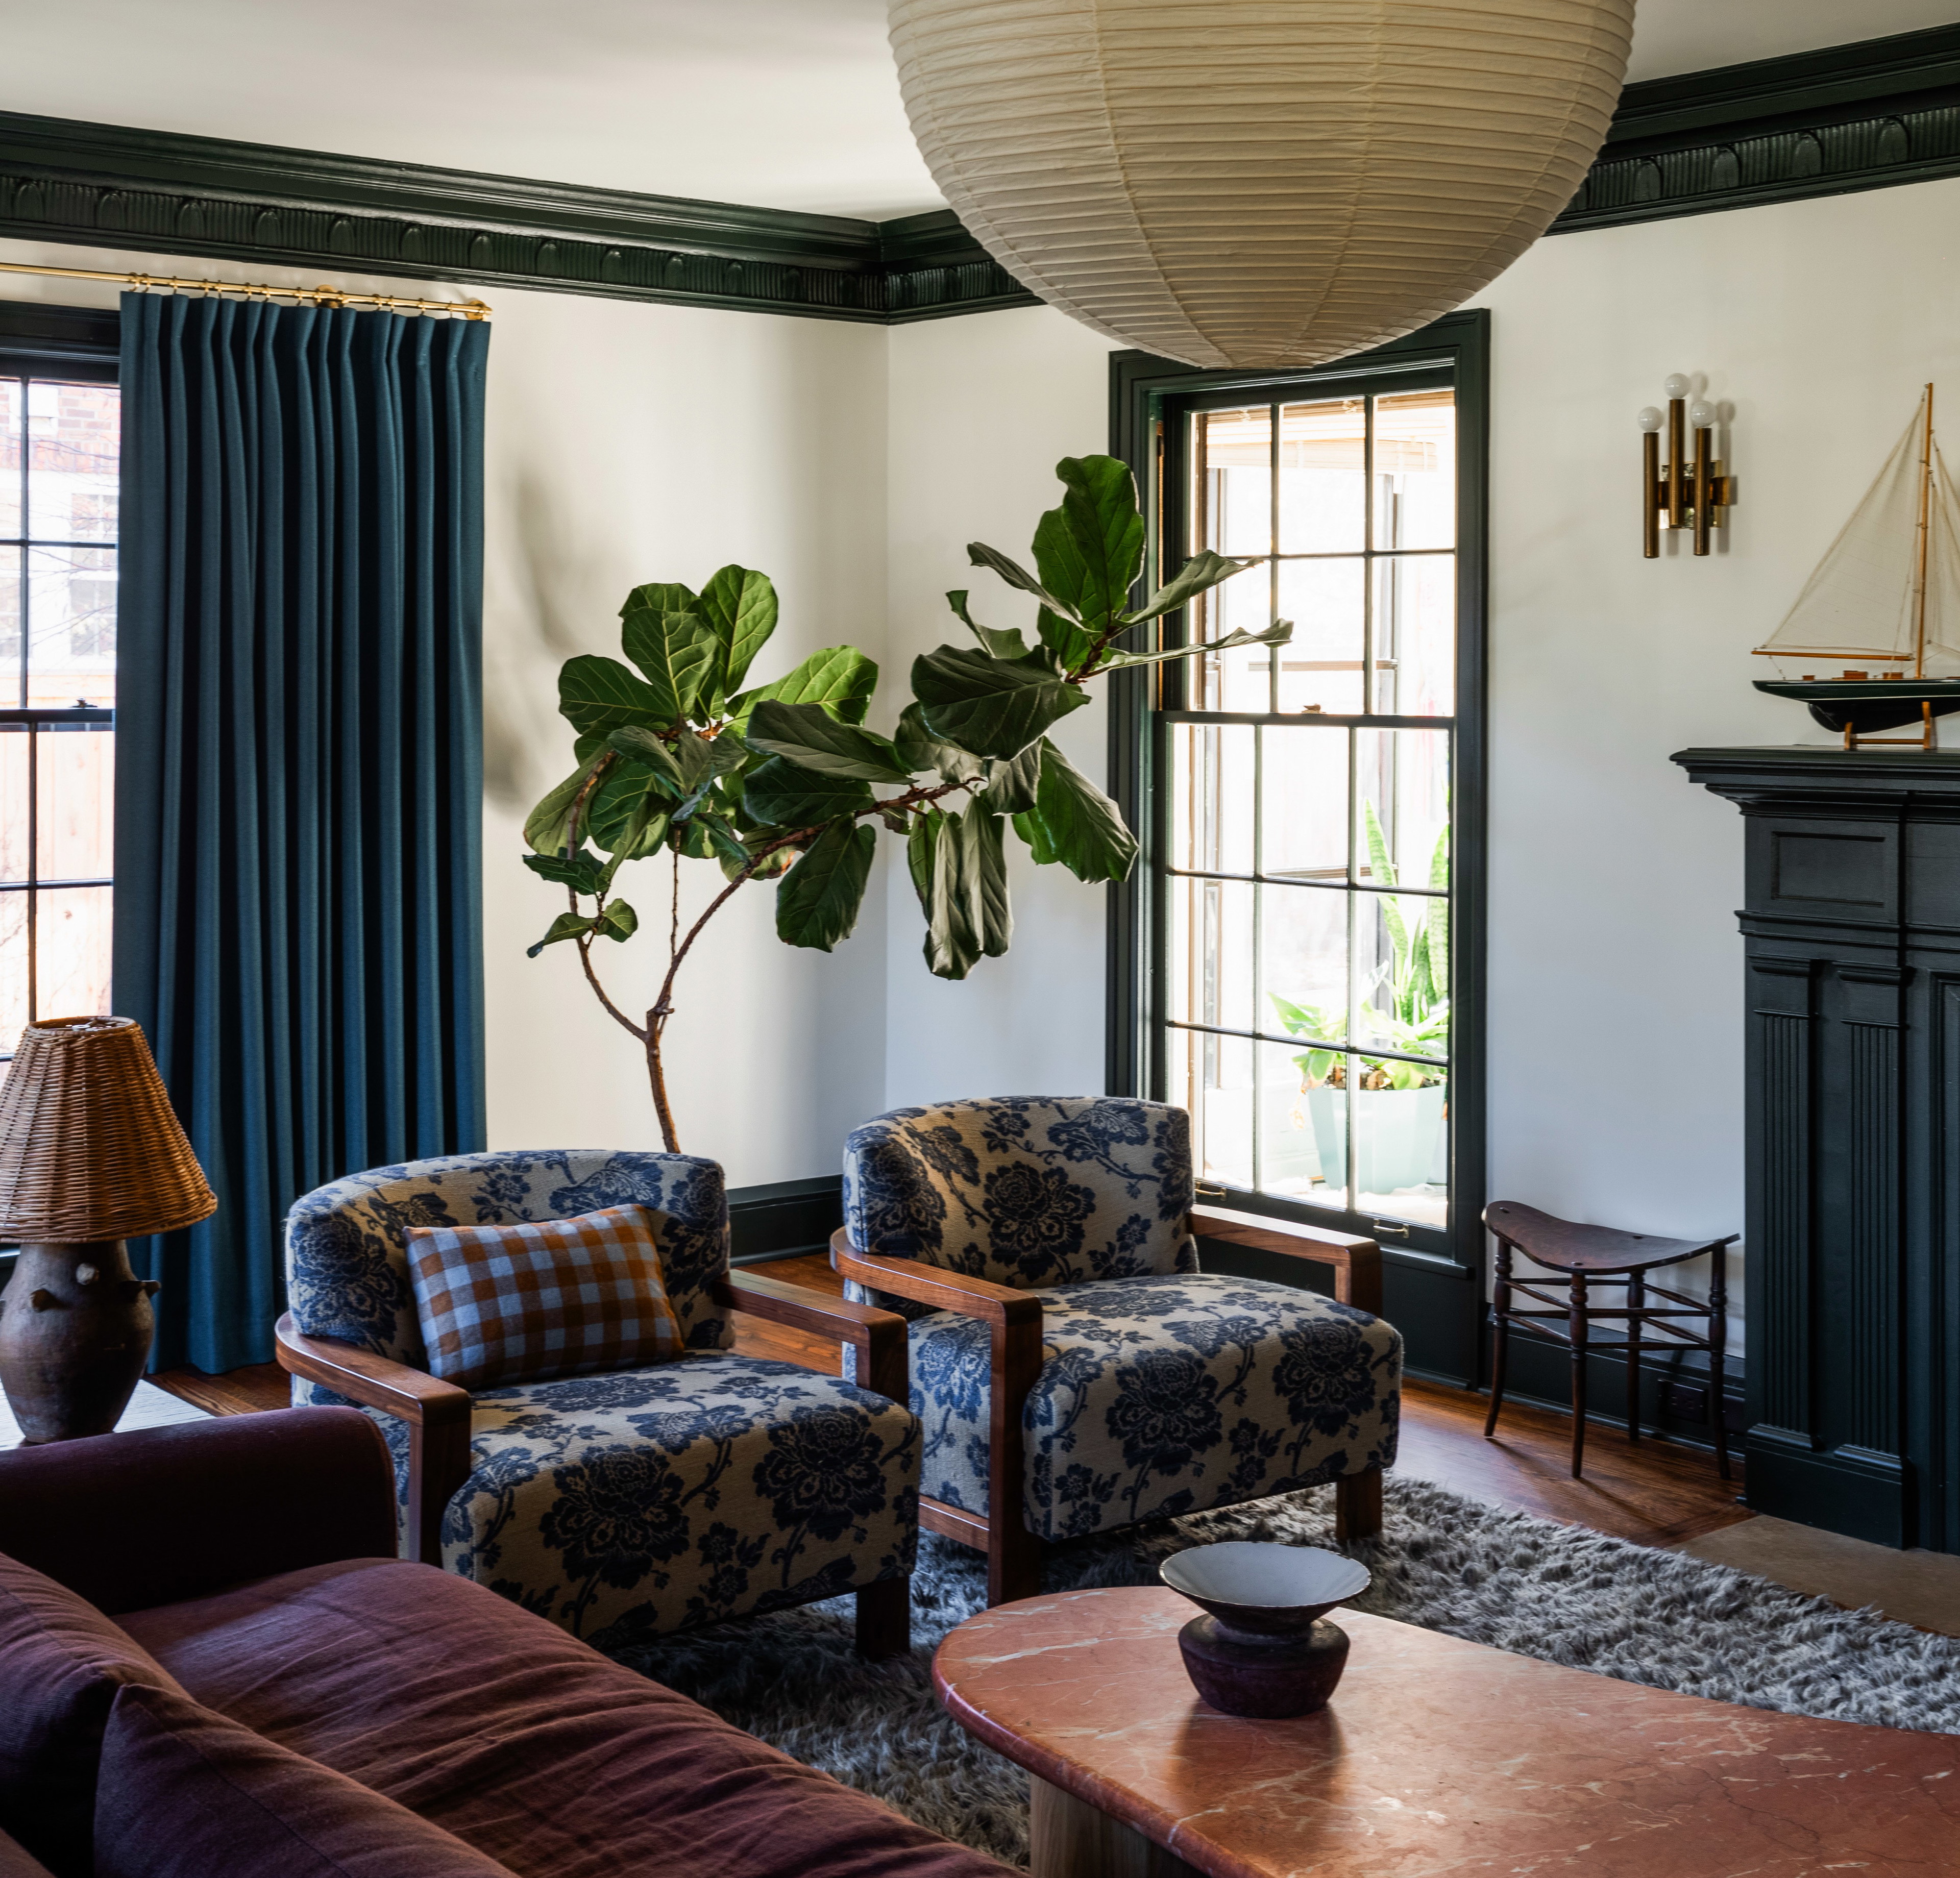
836, 1098, 1400, 1604
276, 1150, 918, 1657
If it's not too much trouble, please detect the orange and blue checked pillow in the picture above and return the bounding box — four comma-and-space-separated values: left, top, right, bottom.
406, 1204, 683, 1390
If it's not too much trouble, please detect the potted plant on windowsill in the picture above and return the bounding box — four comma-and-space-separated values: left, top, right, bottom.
1272, 807, 1449, 1199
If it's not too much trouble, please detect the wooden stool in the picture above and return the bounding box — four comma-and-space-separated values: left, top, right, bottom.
1482, 1201, 1736, 1481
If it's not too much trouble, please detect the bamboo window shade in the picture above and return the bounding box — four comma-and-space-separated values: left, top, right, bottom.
0, 1018, 216, 1242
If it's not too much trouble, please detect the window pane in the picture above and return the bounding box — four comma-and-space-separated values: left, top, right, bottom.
1260, 882, 1346, 1045
1169, 723, 1253, 875
1373, 390, 1454, 551
1191, 563, 1276, 713
1260, 725, 1346, 882
38, 727, 113, 882
0, 549, 17, 709
1264, 1038, 1344, 1209
1276, 557, 1364, 714
1196, 407, 1271, 557
0, 893, 26, 1057
1354, 727, 1450, 895
1166, 876, 1254, 1031
0, 380, 20, 539
1278, 398, 1364, 553
28, 381, 119, 541
0, 728, 26, 885
1172, 1026, 1255, 1192
1373, 552, 1455, 716
1350, 1056, 1449, 1227
34, 884, 112, 1025
26, 545, 116, 707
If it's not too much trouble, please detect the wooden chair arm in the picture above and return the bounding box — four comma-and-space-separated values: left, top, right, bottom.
274, 1313, 472, 1568
829, 1229, 1041, 1326
1188, 1206, 1384, 1315
714, 1270, 909, 1400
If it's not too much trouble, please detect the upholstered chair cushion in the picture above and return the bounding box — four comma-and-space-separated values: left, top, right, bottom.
841, 1098, 1197, 1303
0, 1550, 186, 1873
907, 1273, 1401, 1542
442, 1353, 919, 1645
286, 1151, 729, 1374
407, 1205, 682, 1390
93, 1682, 518, 1878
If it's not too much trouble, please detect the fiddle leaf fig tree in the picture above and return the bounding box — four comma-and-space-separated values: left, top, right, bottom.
522, 454, 1293, 1150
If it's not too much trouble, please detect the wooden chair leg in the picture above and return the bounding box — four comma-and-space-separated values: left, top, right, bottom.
988, 1513, 1043, 1605
1569, 1271, 1589, 1479
1708, 1247, 1732, 1483
1483, 1239, 1514, 1440
854, 1576, 911, 1659
1334, 1466, 1384, 1543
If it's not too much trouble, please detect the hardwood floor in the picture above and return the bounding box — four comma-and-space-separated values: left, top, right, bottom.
157, 1252, 1750, 1550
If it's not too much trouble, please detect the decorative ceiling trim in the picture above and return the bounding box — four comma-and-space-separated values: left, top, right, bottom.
2, 24, 1958, 328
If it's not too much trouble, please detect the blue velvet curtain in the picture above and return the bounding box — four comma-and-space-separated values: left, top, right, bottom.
113, 293, 489, 1373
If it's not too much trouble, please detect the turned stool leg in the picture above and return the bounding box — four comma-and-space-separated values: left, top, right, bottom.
1484, 1239, 1514, 1440
1624, 1271, 1644, 1446
1569, 1271, 1589, 1479
1708, 1247, 1732, 1483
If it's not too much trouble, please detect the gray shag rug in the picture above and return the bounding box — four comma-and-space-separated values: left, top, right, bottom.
610, 1477, 1960, 1870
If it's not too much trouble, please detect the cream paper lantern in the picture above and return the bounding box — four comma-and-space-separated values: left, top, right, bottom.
889, 0, 1635, 368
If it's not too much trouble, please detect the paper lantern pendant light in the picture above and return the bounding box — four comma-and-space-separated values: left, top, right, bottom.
889, 0, 1635, 369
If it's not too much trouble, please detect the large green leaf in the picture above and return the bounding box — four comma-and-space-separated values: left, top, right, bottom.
964, 542, 1080, 622
1031, 455, 1145, 637
558, 656, 668, 737
526, 910, 599, 958
1096, 619, 1293, 672
980, 740, 1044, 816
775, 818, 876, 951
946, 589, 1034, 662
914, 805, 1012, 979
1121, 549, 1256, 626
585, 761, 666, 854
911, 644, 1089, 760
1015, 737, 1138, 883
620, 608, 721, 724
523, 753, 610, 855
522, 848, 606, 894
744, 757, 874, 827
895, 702, 984, 784
726, 646, 878, 732
1036, 607, 1096, 673
698, 565, 778, 697
596, 899, 639, 942
745, 699, 914, 784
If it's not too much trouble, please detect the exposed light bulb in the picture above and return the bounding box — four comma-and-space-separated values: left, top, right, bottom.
1662, 373, 1690, 399
1688, 400, 1717, 428
1637, 406, 1664, 432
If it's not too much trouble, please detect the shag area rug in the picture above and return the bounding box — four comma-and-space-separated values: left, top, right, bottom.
612, 1476, 1960, 1869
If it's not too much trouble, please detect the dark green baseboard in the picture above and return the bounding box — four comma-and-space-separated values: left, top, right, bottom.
1744, 1428, 1906, 1548
727, 1175, 843, 1268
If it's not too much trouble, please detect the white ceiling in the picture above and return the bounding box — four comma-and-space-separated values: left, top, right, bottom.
3, 0, 1957, 224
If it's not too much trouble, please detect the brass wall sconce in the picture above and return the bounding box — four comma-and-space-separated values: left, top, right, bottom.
1638, 373, 1735, 557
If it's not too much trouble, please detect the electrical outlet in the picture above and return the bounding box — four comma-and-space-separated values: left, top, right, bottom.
1661, 1379, 1709, 1424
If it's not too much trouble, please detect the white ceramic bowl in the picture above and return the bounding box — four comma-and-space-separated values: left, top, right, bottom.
1160, 1541, 1370, 1635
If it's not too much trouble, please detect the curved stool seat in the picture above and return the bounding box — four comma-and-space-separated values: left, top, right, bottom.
1481, 1200, 1736, 1481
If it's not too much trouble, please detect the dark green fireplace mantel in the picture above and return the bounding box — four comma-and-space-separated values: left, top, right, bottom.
1675, 744, 1960, 1550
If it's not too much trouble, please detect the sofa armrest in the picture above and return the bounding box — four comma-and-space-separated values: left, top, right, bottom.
275, 1314, 473, 1568
713, 1271, 909, 1400
0, 1406, 398, 1616
1189, 1206, 1384, 1315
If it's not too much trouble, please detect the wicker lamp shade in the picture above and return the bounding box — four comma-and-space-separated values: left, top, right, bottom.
0, 1016, 215, 1242
888, 0, 1635, 369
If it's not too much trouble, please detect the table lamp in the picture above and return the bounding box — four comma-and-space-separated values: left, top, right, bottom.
0, 1016, 216, 1442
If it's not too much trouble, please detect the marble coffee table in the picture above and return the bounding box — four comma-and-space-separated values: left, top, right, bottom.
933, 1585, 1960, 1878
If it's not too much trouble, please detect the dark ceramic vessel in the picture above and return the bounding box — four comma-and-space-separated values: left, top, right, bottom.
1161, 1541, 1370, 1718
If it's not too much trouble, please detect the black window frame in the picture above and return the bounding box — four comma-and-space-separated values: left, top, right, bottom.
1108, 310, 1488, 1384
0, 302, 120, 1062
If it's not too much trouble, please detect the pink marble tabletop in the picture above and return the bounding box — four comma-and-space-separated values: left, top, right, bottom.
933, 1585, 1960, 1878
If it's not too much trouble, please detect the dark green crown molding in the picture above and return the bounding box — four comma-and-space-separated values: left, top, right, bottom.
5, 24, 1960, 328
1550, 22, 1960, 234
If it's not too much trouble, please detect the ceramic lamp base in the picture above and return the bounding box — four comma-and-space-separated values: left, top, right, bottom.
1178, 1613, 1351, 1719
0, 1241, 160, 1442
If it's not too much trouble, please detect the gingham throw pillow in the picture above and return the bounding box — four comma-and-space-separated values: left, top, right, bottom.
406, 1205, 683, 1389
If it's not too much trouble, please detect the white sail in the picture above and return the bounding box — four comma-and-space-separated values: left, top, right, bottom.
1921, 442, 1960, 673
1757, 394, 1929, 663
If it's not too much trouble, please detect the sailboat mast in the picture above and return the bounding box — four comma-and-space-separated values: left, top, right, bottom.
1914, 382, 1934, 678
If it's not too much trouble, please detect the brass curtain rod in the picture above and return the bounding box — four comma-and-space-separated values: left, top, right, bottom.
0, 259, 489, 319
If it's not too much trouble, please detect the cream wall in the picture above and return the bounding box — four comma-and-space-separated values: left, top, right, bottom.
0, 237, 892, 1188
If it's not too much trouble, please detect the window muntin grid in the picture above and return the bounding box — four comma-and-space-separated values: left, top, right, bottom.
0, 372, 118, 1060
1160, 385, 1455, 1233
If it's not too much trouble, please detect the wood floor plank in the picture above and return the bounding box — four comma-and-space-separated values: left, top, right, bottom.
153, 1252, 1749, 1549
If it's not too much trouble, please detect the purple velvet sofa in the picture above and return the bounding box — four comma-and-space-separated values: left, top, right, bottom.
0, 1407, 1006, 1878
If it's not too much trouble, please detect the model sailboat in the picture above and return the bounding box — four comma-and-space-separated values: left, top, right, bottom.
1754, 385, 1960, 748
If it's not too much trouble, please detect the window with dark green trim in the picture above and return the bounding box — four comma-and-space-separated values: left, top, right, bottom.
1109, 313, 1487, 1291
